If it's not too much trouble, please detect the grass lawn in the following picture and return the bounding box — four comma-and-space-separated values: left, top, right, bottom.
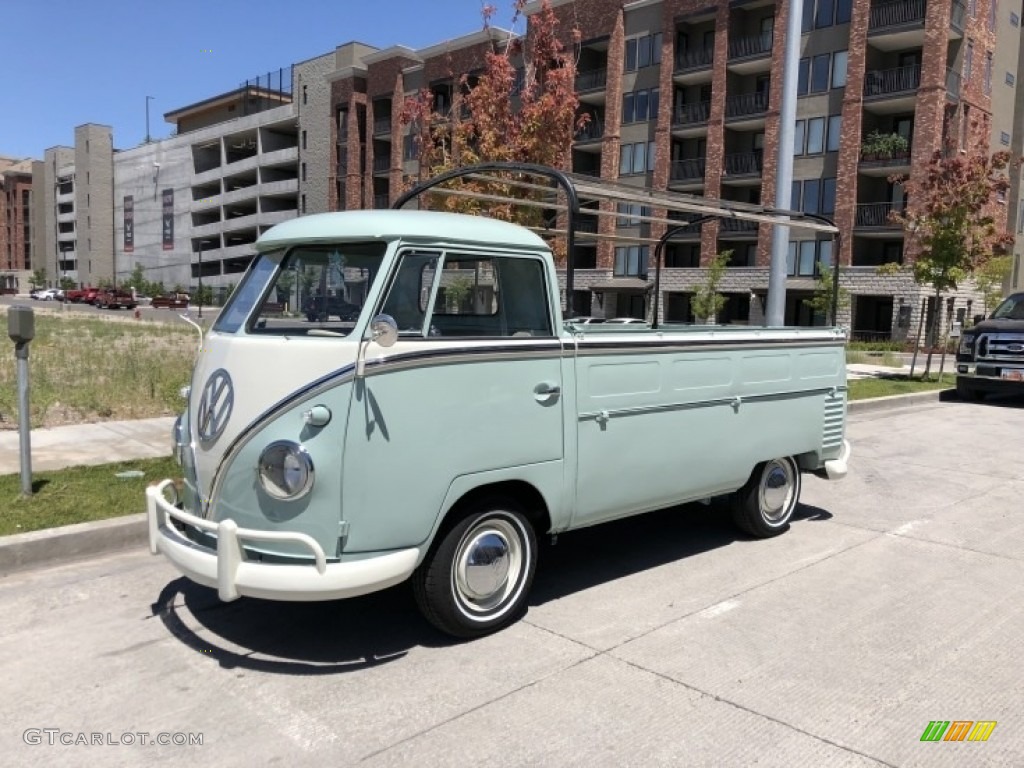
0, 456, 179, 536
848, 375, 952, 401
0, 311, 197, 429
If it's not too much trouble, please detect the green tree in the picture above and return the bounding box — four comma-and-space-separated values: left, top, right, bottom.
125, 263, 146, 291
886, 138, 1016, 376
193, 285, 214, 307
29, 268, 47, 290
802, 264, 849, 324
444, 275, 474, 312
691, 251, 730, 323
973, 254, 1012, 314
58, 276, 77, 291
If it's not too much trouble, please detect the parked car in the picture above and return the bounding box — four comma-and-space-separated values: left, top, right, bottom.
35, 288, 61, 301
150, 293, 190, 309
603, 317, 648, 325
568, 317, 606, 324
95, 289, 137, 310
956, 291, 1024, 401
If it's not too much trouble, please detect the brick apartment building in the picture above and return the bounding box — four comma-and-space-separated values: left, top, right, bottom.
323, 0, 1024, 340
0, 156, 33, 293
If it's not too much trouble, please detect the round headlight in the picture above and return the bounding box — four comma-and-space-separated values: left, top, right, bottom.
257, 441, 314, 500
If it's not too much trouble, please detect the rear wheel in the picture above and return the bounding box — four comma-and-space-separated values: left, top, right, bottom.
413, 498, 537, 638
732, 457, 801, 538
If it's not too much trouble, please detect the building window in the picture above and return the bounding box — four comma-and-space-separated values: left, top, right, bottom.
301, 194, 306, 213
302, 84, 308, 105
1007, 72, 1016, 85
787, 240, 832, 276
616, 203, 650, 227
831, 51, 848, 88
985, 53, 993, 93
1011, 11, 1020, 26
619, 141, 656, 175
827, 115, 842, 151
301, 162, 307, 181
802, 0, 851, 31
792, 178, 837, 216
1001, 131, 1011, 145
622, 88, 660, 124
806, 117, 826, 153
624, 33, 663, 72
965, 40, 974, 82
614, 245, 649, 276
302, 130, 307, 150
810, 54, 831, 92
794, 120, 805, 154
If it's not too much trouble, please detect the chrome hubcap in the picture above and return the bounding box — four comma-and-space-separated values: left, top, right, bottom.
759, 460, 795, 524
453, 516, 525, 616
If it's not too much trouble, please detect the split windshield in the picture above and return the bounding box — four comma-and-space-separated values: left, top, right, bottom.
214, 242, 388, 336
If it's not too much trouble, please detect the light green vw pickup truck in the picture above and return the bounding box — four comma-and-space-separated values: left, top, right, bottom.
147, 165, 850, 637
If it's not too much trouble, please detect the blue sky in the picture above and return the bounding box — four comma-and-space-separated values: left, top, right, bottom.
1, 0, 511, 160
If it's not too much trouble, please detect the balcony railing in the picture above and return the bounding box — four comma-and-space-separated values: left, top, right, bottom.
725, 91, 769, 119
869, 0, 925, 30
575, 68, 607, 92
374, 117, 392, 135
673, 101, 711, 126
575, 217, 599, 233
728, 32, 772, 60
675, 47, 713, 71
863, 64, 921, 98
719, 218, 759, 233
723, 151, 764, 176
855, 201, 905, 227
373, 155, 390, 173
575, 120, 605, 142
670, 158, 707, 181
373, 194, 390, 209
859, 147, 912, 166
950, 0, 966, 32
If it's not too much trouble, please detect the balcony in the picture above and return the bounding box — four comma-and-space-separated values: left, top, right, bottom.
862, 64, 920, 113
576, 68, 607, 105
868, 0, 926, 50
674, 48, 714, 85
374, 194, 390, 209
374, 117, 392, 137
727, 33, 773, 74
575, 120, 605, 148
859, 147, 912, 177
373, 155, 391, 174
946, 68, 961, 102
669, 158, 707, 188
724, 92, 768, 127
722, 151, 764, 183
671, 101, 711, 136
855, 201, 905, 232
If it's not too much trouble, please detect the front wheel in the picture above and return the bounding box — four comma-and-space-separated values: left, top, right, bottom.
732, 457, 801, 538
413, 500, 537, 638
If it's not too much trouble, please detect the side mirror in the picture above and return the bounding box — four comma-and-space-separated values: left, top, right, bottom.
370, 314, 398, 348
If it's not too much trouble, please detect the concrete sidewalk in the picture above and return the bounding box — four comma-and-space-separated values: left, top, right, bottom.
0, 417, 174, 476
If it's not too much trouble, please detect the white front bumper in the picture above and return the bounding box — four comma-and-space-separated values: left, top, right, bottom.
146, 480, 420, 602
823, 439, 851, 481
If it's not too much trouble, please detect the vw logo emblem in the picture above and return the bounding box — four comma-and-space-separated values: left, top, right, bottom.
197, 369, 234, 444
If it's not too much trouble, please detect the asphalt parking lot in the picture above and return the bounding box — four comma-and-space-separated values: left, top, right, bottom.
0, 295, 220, 326
2, 397, 1022, 767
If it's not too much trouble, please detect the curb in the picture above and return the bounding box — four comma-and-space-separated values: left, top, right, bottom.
848, 388, 954, 415
0, 513, 147, 577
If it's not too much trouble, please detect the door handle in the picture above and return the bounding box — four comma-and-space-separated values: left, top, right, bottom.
534, 382, 561, 397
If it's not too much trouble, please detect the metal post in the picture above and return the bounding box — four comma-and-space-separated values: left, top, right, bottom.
197, 249, 203, 320
145, 96, 154, 143
765, 0, 804, 327
16, 342, 32, 496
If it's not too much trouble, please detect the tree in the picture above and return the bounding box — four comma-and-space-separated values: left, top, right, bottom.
58, 276, 77, 291
691, 251, 730, 323
802, 264, 849, 324
886, 137, 1016, 376
29, 268, 47, 290
973, 254, 1012, 314
400, 0, 583, 258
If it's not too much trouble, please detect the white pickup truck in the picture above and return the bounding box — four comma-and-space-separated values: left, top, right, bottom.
147, 165, 850, 637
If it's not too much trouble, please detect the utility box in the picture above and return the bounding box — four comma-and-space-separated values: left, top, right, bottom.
8, 305, 34, 343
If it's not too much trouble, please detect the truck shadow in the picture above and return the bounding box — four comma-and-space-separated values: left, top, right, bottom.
150, 501, 832, 675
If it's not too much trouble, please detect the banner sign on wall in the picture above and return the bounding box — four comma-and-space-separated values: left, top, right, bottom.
162, 189, 174, 250
123, 196, 134, 252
